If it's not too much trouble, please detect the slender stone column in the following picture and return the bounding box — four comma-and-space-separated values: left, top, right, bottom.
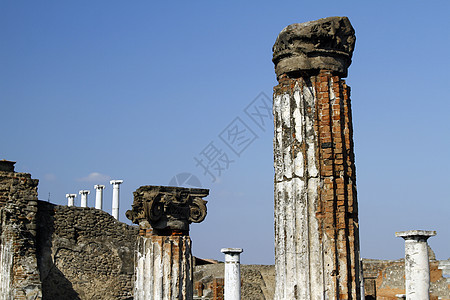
221, 248, 243, 300
94, 184, 105, 210
272, 16, 361, 299
79, 190, 90, 207
110, 180, 123, 219
66, 194, 76, 207
126, 186, 209, 300
396, 230, 436, 300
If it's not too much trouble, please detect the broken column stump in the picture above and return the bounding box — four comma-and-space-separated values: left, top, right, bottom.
272, 16, 361, 299
126, 186, 208, 300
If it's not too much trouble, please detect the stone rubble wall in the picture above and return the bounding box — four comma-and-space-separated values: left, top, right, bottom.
0, 170, 42, 299
36, 201, 139, 300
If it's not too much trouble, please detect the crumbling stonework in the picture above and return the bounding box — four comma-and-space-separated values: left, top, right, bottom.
0, 160, 42, 299
36, 202, 138, 300
272, 16, 361, 299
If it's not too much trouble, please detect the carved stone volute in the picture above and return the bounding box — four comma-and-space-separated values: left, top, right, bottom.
126, 186, 208, 235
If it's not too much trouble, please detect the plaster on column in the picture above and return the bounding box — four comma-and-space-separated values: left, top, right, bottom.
221, 248, 243, 300
272, 16, 361, 299
66, 194, 76, 207
94, 185, 105, 210
110, 180, 123, 220
79, 190, 90, 208
396, 230, 436, 300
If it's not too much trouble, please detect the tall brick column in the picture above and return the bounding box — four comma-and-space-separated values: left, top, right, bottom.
126, 186, 208, 300
272, 17, 361, 299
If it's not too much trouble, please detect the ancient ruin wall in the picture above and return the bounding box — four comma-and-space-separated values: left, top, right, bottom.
362, 256, 450, 300
0, 165, 42, 299
36, 202, 138, 300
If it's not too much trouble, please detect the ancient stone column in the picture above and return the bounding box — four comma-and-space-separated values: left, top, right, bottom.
66, 193, 76, 207
396, 230, 436, 300
79, 190, 90, 207
94, 184, 105, 210
126, 186, 208, 300
110, 180, 123, 219
221, 248, 243, 300
272, 16, 361, 299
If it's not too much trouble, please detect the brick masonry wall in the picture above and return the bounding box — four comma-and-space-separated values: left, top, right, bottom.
0, 169, 42, 299
36, 201, 139, 300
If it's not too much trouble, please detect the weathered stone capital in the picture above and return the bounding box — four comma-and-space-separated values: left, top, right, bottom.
126, 186, 208, 235
272, 16, 355, 79
396, 230, 436, 242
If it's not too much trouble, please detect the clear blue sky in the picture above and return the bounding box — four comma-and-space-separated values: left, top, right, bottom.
1, 1, 449, 264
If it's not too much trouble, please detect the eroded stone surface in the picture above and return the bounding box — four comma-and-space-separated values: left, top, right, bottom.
135, 236, 193, 300
0, 168, 42, 299
273, 16, 355, 78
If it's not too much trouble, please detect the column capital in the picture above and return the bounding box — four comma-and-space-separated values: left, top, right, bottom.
396, 230, 436, 241
126, 185, 209, 235
110, 180, 123, 185
221, 248, 243, 254
79, 190, 90, 195
272, 16, 355, 79
66, 194, 76, 198
94, 184, 105, 190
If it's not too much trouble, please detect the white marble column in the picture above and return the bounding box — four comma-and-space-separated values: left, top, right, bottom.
79, 190, 90, 208
66, 194, 76, 207
221, 248, 243, 300
110, 180, 123, 220
396, 230, 436, 300
94, 185, 105, 210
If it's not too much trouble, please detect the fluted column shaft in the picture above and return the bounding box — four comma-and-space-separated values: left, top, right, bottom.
135, 235, 193, 300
